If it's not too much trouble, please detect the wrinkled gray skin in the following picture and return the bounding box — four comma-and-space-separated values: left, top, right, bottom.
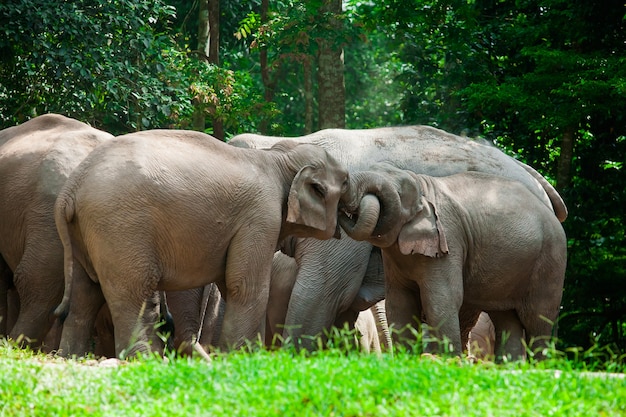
54, 130, 349, 358
166, 284, 224, 355
229, 126, 567, 351
0, 114, 112, 347
94, 285, 224, 358
339, 163, 567, 359
267, 251, 391, 351
3, 288, 63, 352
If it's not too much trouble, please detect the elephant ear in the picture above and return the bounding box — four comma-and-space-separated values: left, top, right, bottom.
397, 197, 449, 257
286, 165, 327, 231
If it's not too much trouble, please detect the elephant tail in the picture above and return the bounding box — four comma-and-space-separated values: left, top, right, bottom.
53, 192, 76, 320
515, 160, 568, 222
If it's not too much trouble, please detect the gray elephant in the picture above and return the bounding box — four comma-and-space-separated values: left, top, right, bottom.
0, 114, 113, 347
267, 251, 391, 352
165, 284, 224, 356
228, 125, 567, 350
54, 130, 349, 358
94, 285, 223, 358
339, 162, 567, 359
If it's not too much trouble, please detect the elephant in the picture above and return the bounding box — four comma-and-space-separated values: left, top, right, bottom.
267, 251, 391, 352
0, 114, 113, 347
3, 288, 63, 353
54, 129, 350, 358
94, 285, 224, 358
354, 301, 387, 354
466, 312, 499, 361
338, 162, 567, 360
228, 125, 567, 351
165, 284, 225, 356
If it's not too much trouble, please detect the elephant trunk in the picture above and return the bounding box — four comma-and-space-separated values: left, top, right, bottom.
339, 171, 402, 241
339, 194, 381, 240
372, 301, 393, 352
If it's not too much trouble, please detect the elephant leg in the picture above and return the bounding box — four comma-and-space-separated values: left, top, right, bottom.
198, 283, 224, 350
0, 258, 12, 336
166, 287, 204, 356
489, 310, 525, 362
418, 280, 463, 355
517, 303, 560, 360
354, 308, 379, 354
6, 288, 18, 336
458, 306, 482, 352
266, 252, 298, 348
94, 303, 116, 358
58, 263, 105, 357
385, 284, 423, 352
104, 288, 163, 359
217, 232, 274, 351
40, 317, 63, 353
9, 249, 64, 348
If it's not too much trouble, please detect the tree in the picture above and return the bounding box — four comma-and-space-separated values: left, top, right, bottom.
355, 0, 626, 352
193, 0, 225, 140
317, 0, 345, 129
0, 0, 181, 132
2, 0, 625, 355
243, 0, 356, 134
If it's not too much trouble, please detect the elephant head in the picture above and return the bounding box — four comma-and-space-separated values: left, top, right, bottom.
339, 162, 449, 257
275, 141, 350, 240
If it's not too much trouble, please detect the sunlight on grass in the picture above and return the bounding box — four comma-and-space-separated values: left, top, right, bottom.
0, 335, 624, 417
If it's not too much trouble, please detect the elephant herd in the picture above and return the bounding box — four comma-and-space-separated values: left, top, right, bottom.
0, 114, 567, 361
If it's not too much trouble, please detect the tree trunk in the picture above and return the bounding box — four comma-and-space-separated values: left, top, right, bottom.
317, 0, 345, 130
193, 0, 210, 132
557, 125, 575, 190
207, 0, 224, 140
303, 55, 313, 134
259, 0, 274, 134
207, 0, 219, 67
193, 1, 223, 140
197, 0, 210, 58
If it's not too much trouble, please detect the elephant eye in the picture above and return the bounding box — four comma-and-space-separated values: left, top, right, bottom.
312, 182, 326, 198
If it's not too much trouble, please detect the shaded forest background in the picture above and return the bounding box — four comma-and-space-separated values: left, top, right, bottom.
1, 0, 624, 356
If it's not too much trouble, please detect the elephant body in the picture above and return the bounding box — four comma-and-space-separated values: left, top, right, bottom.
166, 284, 225, 356
229, 125, 567, 350
94, 285, 224, 358
340, 164, 567, 359
54, 130, 349, 357
268, 251, 391, 352
0, 114, 113, 346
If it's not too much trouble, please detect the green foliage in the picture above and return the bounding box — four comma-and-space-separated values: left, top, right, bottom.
558, 134, 626, 352
0, 0, 176, 132
0, 0, 270, 136
1, 0, 625, 359
354, 0, 626, 354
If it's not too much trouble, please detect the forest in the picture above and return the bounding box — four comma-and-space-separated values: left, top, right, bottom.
1, 0, 624, 356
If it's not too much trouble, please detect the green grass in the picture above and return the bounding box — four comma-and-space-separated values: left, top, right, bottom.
0, 342, 625, 417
